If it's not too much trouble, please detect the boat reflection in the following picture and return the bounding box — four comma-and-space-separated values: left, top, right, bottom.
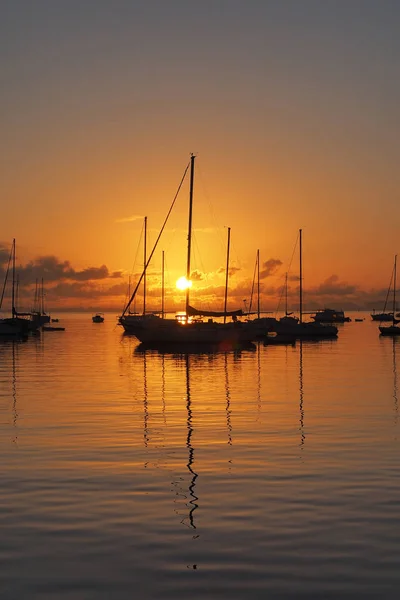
184, 354, 198, 529
225, 353, 232, 445
299, 340, 305, 448
0, 338, 21, 442
134, 340, 256, 356
143, 350, 149, 448
393, 338, 398, 427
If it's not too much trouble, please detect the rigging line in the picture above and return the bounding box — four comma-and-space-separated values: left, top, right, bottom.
123, 223, 145, 309
121, 161, 190, 317
276, 232, 299, 315
248, 252, 258, 315
0, 242, 13, 310
383, 263, 395, 314
196, 161, 227, 258
130, 221, 144, 277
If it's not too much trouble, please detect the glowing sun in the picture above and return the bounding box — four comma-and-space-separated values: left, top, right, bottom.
176, 276, 192, 291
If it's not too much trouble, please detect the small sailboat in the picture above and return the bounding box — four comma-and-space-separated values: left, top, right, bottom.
272, 229, 338, 339
379, 255, 400, 336
0, 239, 31, 336
92, 313, 104, 323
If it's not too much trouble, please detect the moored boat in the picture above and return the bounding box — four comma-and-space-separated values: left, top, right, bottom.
268, 230, 338, 340
311, 308, 351, 323
379, 255, 400, 336
119, 155, 255, 346
92, 313, 104, 323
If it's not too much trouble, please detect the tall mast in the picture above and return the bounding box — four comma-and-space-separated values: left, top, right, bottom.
257, 248, 260, 319
33, 278, 38, 313
185, 154, 195, 317
128, 274, 131, 314
285, 272, 288, 316
394, 254, 397, 324
161, 250, 165, 319
41, 277, 45, 314
143, 216, 147, 315
11, 239, 16, 317
299, 228, 303, 324
224, 227, 231, 324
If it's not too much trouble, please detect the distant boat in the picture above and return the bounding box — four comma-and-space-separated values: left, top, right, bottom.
51, 318, 59, 323
311, 308, 351, 323
0, 239, 31, 336
92, 313, 104, 323
372, 274, 396, 321
379, 255, 400, 336
355, 318, 364, 322
269, 230, 338, 340
371, 311, 393, 322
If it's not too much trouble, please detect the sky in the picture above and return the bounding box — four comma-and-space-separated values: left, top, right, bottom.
1, 0, 400, 313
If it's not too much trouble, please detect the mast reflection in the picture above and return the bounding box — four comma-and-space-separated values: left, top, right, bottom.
184, 353, 198, 529
299, 340, 305, 448
393, 338, 398, 428
143, 350, 149, 448
224, 353, 232, 445
12, 340, 18, 441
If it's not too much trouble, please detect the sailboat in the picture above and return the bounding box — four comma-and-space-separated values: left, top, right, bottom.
119, 154, 254, 346
372, 264, 396, 321
273, 229, 338, 339
0, 239, 31, 336
16, 277, 51, 328
379, 255, 400, 336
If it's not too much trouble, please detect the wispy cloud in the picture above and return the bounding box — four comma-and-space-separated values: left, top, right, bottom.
115, 215, 144, 223
260, 258, 282, 279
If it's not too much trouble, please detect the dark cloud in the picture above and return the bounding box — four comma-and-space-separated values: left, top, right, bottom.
0, 243, 11, 266
190, 270, 204, 281
260, 258, 282, 279
49, 281, 127, 299
311, 274, 357, 297
1, 255, 123, 285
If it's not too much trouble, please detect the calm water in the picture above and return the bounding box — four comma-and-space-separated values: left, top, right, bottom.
1, 313, 400, 599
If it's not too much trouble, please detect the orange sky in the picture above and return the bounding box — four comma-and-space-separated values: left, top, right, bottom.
1, 1, 399, 312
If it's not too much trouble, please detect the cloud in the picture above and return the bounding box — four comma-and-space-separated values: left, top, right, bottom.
216, 266, 241, 276
22, 256, 122, 284
49, 281, 128, 299
311, 274, 358, 297
0, 243, 11, 266
115, 215, 144, 223
0, 251, 123, 286
190, 269, 204, 281
260, 258, 282, 279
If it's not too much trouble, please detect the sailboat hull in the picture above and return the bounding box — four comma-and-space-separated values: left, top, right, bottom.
0, 317, 30, 336
121, 315, 256, 344
379, 325, 400, 336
